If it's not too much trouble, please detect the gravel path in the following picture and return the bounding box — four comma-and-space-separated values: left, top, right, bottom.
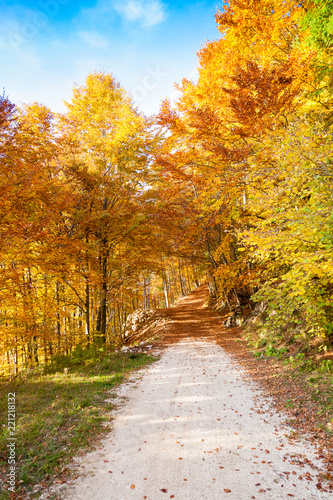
53, 289, 331, 499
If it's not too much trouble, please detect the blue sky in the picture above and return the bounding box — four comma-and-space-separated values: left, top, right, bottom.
0, 0, 224, 116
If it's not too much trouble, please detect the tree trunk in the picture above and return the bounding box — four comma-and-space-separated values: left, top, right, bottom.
143, 278, 150, 309
56, 281, 61, 353
163, 279, 169, 308
85, 278, 90, 343
84, 234, 91, 344
97, 252, 108, 341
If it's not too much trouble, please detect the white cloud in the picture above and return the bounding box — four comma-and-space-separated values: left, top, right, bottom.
78, 31, 109, 49
80, 0, 167, 29
0, 14, 43, 72
113, 0, 166, 27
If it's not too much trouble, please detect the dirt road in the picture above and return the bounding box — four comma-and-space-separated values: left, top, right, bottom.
54, 287, 331, 499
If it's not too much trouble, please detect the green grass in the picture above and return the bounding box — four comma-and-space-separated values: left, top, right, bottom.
243, 329, 333, 435
0, 346, 159, 498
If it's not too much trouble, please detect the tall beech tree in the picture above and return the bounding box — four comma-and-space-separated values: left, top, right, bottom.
58, 72, 154, 341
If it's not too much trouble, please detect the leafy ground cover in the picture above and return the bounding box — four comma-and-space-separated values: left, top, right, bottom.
243, 326, 333, 434
0, 346, 159, 499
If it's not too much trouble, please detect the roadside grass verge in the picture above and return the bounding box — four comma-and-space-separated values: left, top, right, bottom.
219, 325, 333, 487
244, 331, 333, 424
0, 346, 159, 498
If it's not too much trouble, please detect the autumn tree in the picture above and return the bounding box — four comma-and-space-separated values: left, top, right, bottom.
0, 97, 72, 371
57, 72, 156, 342
154, 0, 333, 347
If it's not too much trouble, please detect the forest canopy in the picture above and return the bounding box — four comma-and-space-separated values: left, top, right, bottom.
1, 0, 333, 375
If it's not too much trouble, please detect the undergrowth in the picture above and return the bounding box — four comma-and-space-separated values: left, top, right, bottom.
244, 321, 333, 433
